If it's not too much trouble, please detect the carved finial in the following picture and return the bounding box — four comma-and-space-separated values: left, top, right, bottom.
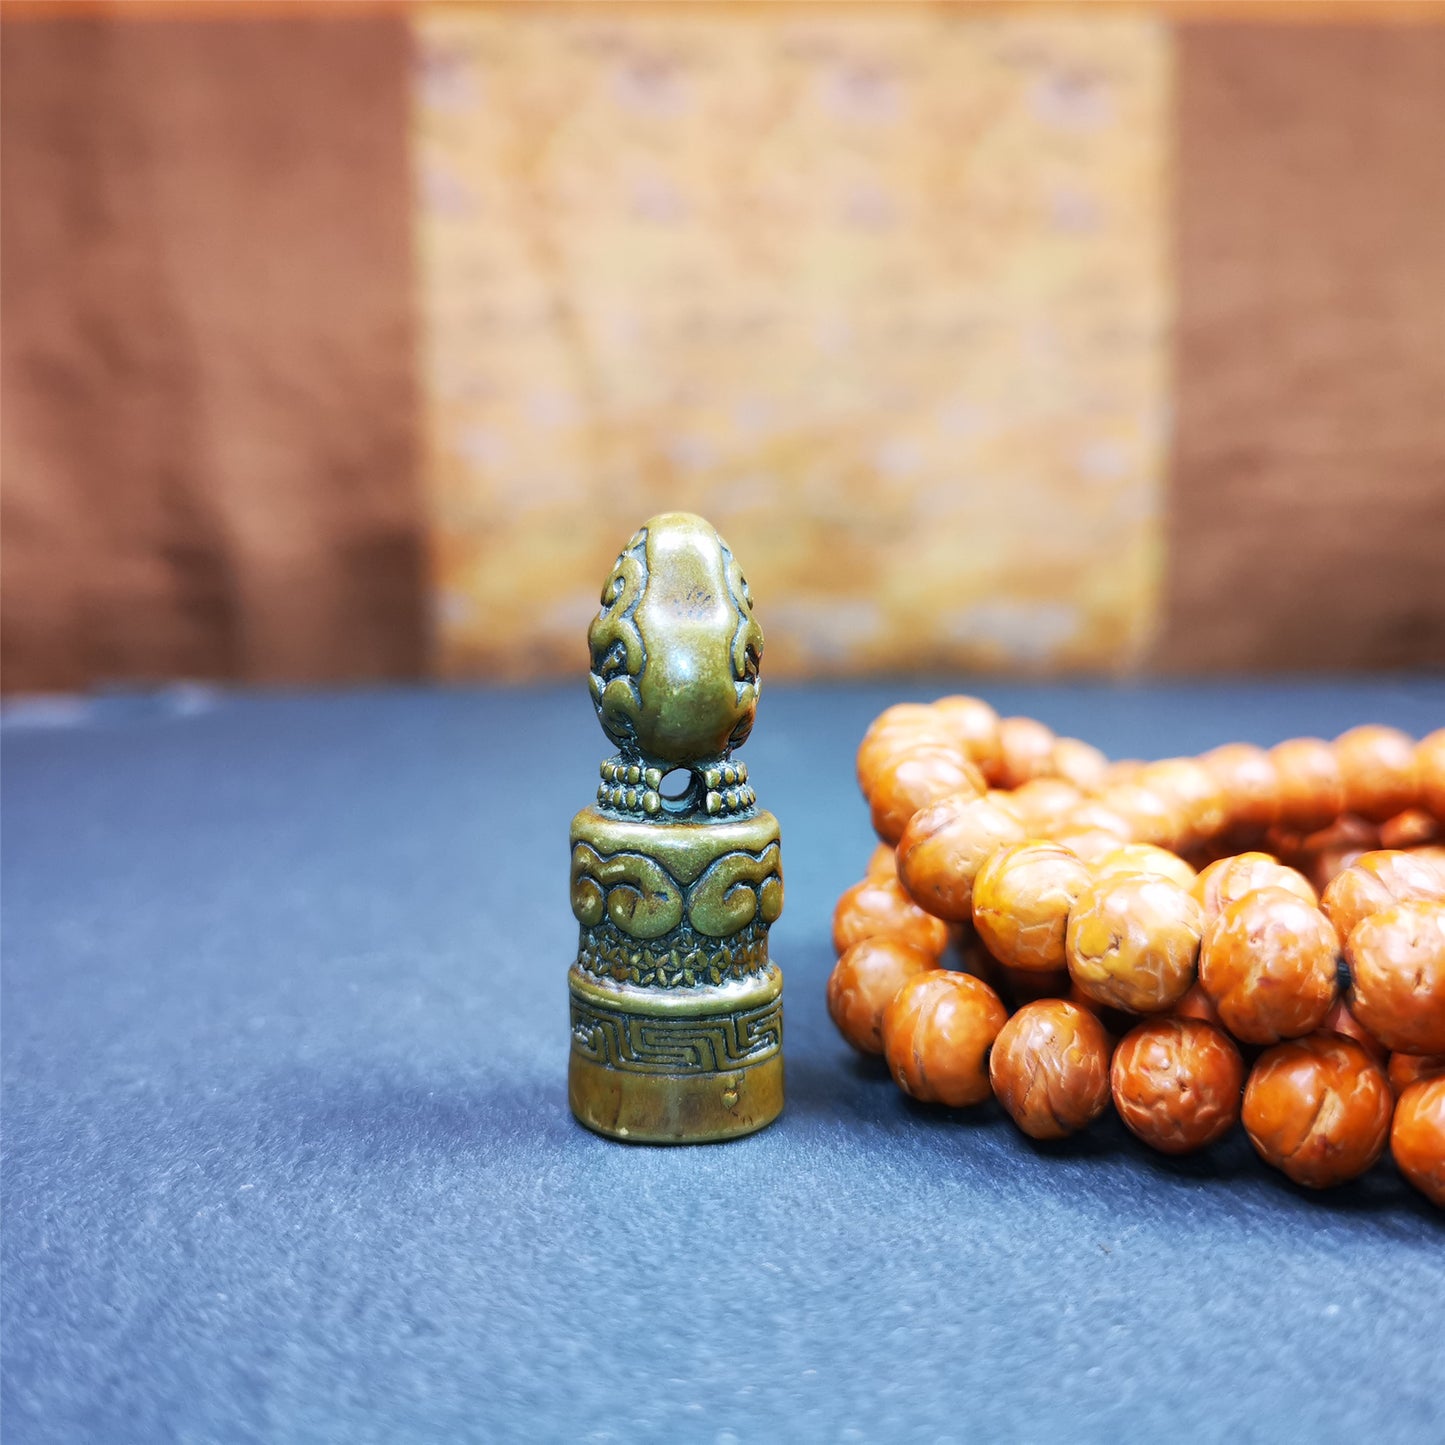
587, 513, 764, 818
589, 511, 762, 757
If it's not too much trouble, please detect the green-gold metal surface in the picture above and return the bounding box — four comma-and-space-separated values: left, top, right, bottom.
568, 512, 784, 1143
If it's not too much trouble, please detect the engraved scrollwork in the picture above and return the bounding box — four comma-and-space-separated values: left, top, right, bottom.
720, 539, 764, 751
587, 529, 648, 753
569, 843, 684, 941
685, 843, 784, 938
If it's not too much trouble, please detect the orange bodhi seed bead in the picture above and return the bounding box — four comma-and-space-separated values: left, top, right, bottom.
1138, 759, 1228, 848
896, 794, 1027, 924
1344, 899, 1445, 1055
1010, 778, 1084, 835
1202, 743, 1280, 837
867, 745, 986, 845
1298, 812, 1379, 857
930, 695, 1003, 780
1066, 874, 1204, 1014
1305, 845, 1370, 895
1191, 851, 1317, 927
1111, 1018, 1245, 1155
1056, 800, 1135, 842
1269, 737, 1347, 834
827, 936, 941, 1055
866, 702, 938, 737
1391, 1077, 1445, 1208
1294, 817, 1381, 894
1388, 1051, 1445, 1094
1377, 808, 1438, 851
1050, 827, 1128, 866
989, 999, 1113, 1140
1418, 729, 1445, 823
1414, 847, 1445, 885
1094, 844, 1198, 891
971, 842, 1093, 973
881, 972, 1008, 1108
1172, 981, 1224, 1029
1318, 997, 1387, 1065
1243, 1034, 1391, 1189
1105, 760, 1146, 787
855, 705, 949, 792
1095, 781, 1181, 850
866, 842, 897, 880
832, 875, 949, 959
995, 716, 1057, 789
1256, 824, 1314, 871
1050, 737, 1110, 793
1199, 887, 1339, 1044
1335, 724, 1419, 824
983, 789, 1028, 824
1320, 849, 1445, 945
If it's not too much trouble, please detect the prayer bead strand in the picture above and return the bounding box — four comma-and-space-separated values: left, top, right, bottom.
829, 700, 1445, 1203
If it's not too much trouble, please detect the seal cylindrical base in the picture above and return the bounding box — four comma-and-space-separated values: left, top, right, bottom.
567, 966, 784, 1144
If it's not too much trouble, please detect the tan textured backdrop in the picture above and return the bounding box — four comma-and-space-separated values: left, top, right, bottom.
415, 6, 1171, 680
2, 7, 1443, 693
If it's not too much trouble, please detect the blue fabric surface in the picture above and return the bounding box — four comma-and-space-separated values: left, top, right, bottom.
3, 679, 1444, 1445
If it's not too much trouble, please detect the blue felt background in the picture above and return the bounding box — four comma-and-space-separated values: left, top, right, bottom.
3, 680, 1444, 1444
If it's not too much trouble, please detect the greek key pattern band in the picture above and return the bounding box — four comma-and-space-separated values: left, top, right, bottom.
569, 993, 782, 1076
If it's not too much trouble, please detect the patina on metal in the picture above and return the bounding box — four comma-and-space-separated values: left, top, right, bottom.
568, 512, 784, 1143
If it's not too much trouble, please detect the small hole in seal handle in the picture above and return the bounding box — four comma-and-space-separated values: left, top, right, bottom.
659, 767, 700, 813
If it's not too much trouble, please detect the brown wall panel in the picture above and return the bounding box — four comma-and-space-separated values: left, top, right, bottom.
0, 15, 424, 692
1162, 23, 1445, 672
